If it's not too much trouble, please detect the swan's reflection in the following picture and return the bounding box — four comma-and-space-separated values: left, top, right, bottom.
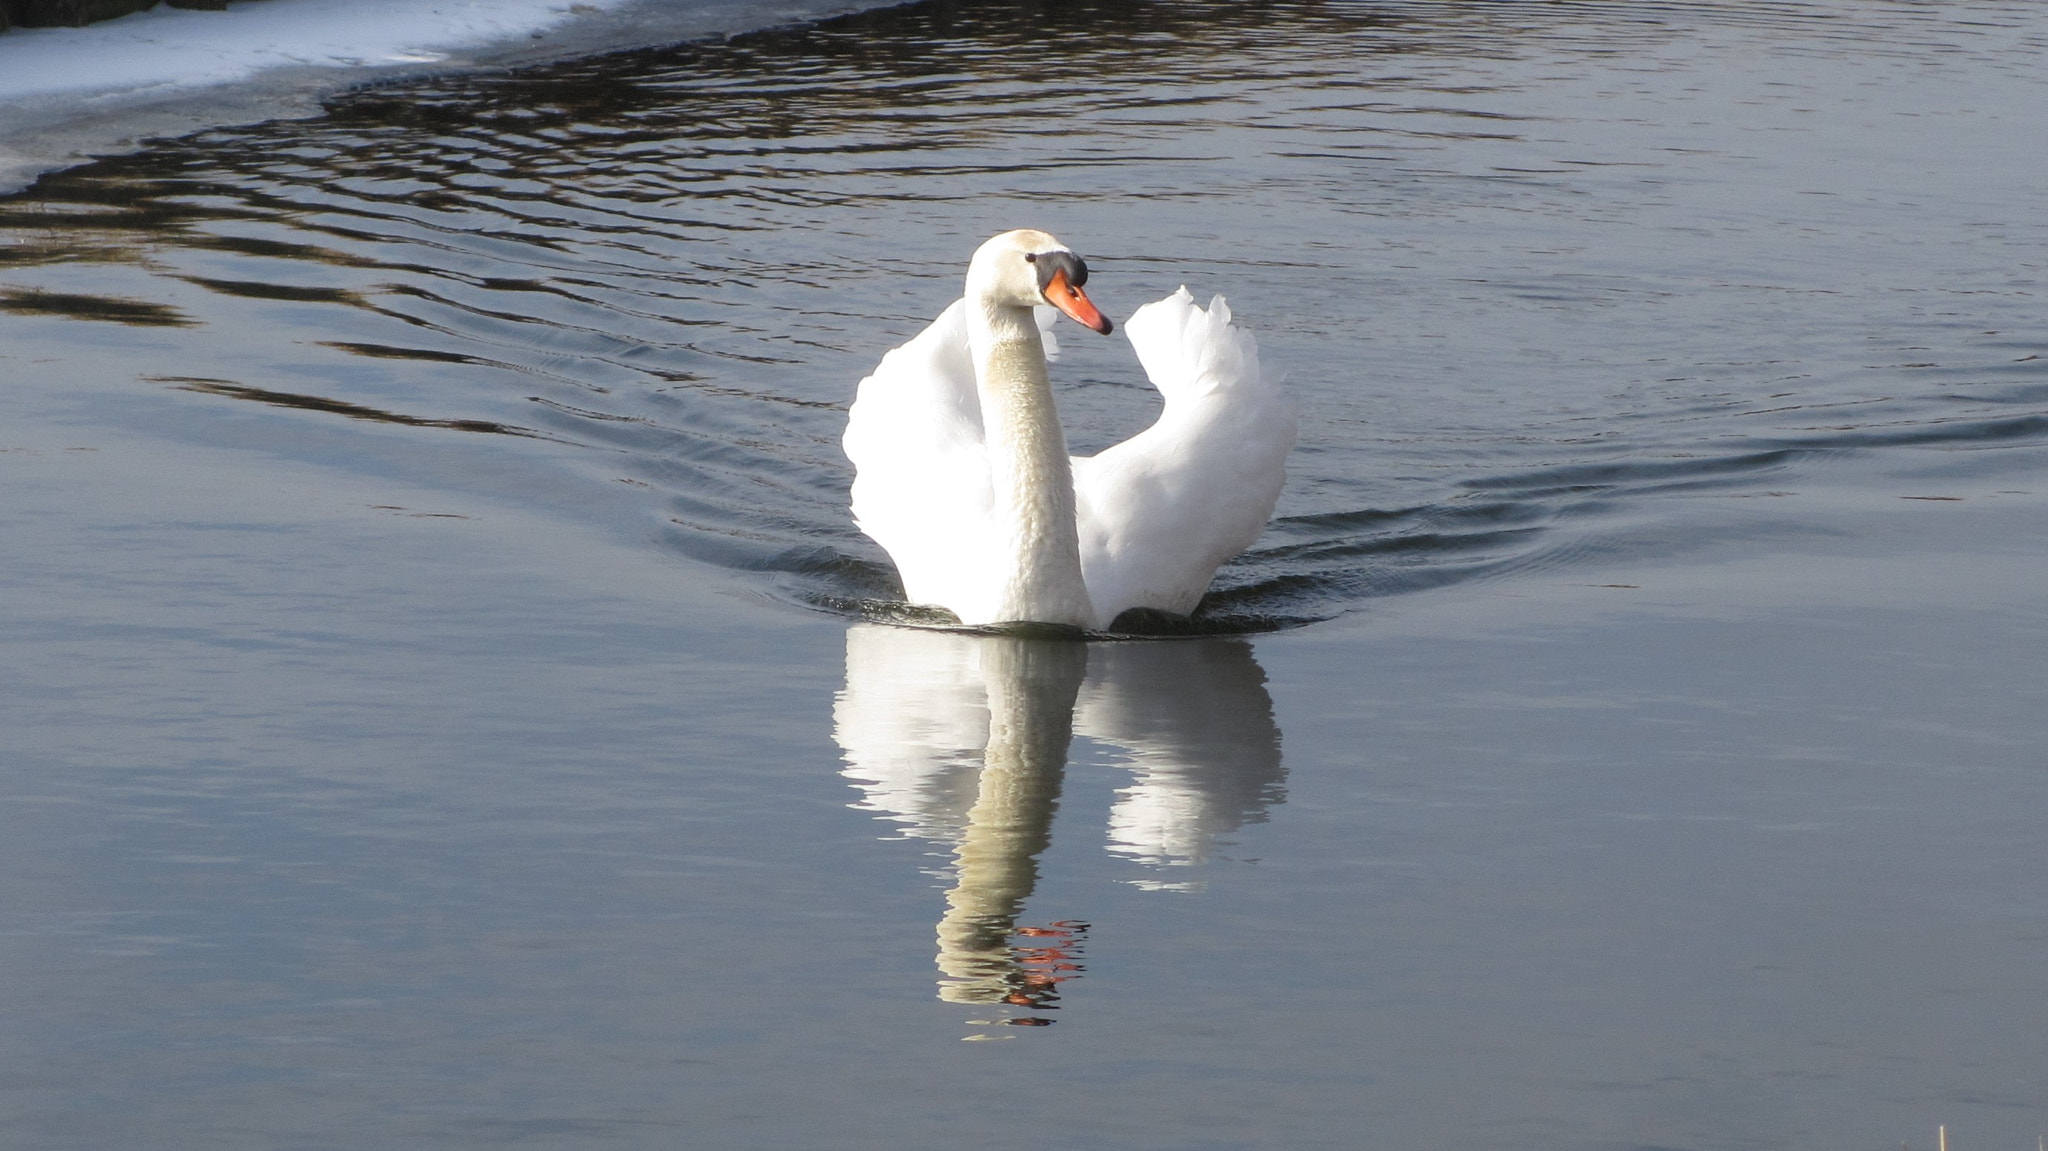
1079, 642, 1290, 883
834, 624, 1285, 1026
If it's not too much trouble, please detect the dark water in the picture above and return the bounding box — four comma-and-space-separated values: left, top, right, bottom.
4, 1, 2047, 1148
7, 0, 2042, 628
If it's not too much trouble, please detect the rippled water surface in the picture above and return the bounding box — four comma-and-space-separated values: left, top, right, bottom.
7, 0, 2041, 626
4, 1, 2047, 1148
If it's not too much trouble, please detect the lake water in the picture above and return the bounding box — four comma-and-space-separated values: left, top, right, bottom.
3, 1, 2046, 1148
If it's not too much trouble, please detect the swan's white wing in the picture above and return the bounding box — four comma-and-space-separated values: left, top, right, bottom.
845, 301, 1063, 622
845, 300, 1001, 618
1072, 288, 1297, 622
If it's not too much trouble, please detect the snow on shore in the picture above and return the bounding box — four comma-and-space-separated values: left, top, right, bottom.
0, 0, 639, 102
0, 0, 859, 190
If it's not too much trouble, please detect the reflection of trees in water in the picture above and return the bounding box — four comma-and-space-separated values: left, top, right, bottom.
834, 624, 1284, 1028
0, 0, 1471, 309
0, 0, 1578, 628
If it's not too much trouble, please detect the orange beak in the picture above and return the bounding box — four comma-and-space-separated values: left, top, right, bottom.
1043, 267, 1113, 335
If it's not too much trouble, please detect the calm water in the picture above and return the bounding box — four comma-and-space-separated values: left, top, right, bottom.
3, 1, 2046, 1148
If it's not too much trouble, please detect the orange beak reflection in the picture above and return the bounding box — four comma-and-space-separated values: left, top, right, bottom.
1043, 268, 1114, 335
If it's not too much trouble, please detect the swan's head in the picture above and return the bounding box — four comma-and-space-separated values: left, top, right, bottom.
966, 229, 1114, 335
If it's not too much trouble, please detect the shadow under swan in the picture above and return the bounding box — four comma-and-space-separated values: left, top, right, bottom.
833, 624, 1286, 1028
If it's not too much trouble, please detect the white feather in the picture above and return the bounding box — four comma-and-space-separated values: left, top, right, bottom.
846, 247, 1295, 630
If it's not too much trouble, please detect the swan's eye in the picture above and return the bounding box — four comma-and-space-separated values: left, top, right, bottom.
1024, 253, 1038, 263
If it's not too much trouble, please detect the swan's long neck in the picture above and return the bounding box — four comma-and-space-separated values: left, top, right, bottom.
967, 300, 1095, 628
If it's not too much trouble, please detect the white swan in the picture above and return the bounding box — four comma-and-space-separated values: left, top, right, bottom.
844, 229, 1296, 630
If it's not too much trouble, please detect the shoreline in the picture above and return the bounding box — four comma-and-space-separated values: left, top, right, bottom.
0, 0, 872, 194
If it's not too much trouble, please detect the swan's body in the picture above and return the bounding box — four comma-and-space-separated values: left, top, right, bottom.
845, 230, 1295, 630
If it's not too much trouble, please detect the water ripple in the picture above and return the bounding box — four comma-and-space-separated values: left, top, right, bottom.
3, 0, 2044, 632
